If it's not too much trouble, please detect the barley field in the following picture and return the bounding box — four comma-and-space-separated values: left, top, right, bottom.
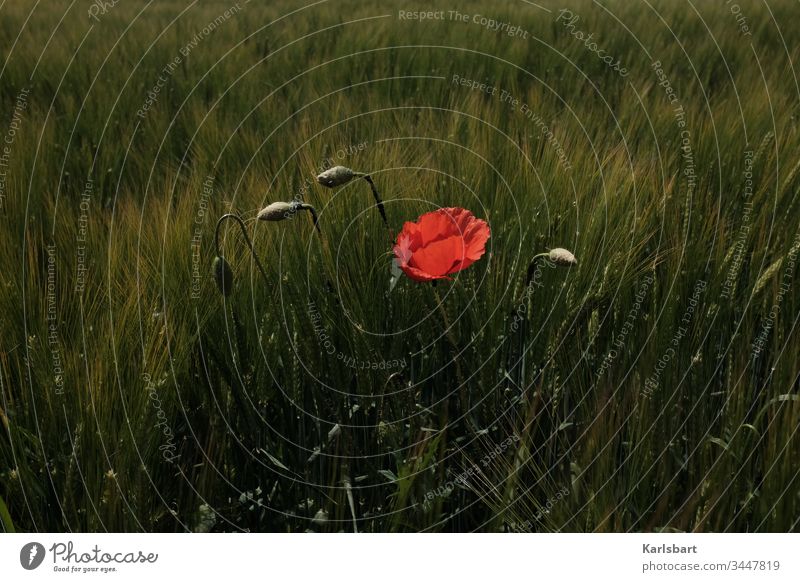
1, 0, 799, 533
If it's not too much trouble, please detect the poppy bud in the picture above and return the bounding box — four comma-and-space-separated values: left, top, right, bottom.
316, 165, 358, 188
316, 165, 388, 227
212, 255, 234, 296
548, 248, 577, 266
257, 201, 296, 221
256, 201, 321, 233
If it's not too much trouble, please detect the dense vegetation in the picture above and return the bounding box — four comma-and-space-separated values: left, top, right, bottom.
1, 0, 799, 532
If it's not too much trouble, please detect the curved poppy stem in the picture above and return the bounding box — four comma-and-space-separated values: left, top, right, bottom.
215, 213, 270, 288
513, 251, 552, 315
524, 253, 550, 287
296, 203, 322, 235
362, 175, 388, 229
505, 252, 551, 398
509, 251, 551, 333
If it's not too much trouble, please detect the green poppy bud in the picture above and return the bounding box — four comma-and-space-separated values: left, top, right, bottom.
212, 255, 234, 296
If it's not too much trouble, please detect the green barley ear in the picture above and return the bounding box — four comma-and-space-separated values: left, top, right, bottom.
752, 257, 783, 297
212, 255, 234, 297
548, 248, 578, 267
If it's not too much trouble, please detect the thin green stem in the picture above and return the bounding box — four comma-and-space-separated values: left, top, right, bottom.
432, 286, 466, 421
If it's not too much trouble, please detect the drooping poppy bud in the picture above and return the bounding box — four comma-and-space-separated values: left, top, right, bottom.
315, 165, 388, 227
524, 247, 577, 286
548, 248, 577, 267
257, 201, 295, 221
256, 201, 321, 233
316, 165, 358, 188
212, 255, 234, 296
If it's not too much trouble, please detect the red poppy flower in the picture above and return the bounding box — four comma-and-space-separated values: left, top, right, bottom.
393, 207, 490, 282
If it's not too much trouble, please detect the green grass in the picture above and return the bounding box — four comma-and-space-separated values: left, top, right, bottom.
1, 0, 799, 532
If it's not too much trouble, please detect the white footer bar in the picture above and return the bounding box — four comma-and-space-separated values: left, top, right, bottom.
1, 534, 797, 581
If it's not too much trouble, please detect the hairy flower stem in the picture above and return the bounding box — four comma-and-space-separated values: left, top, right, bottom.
297, 203, 322, 234
214, 213, 270, 288
361, 175, 388, 229
432, 286, 467, 420
504, 253, 550, 400
524, 253, 549, 288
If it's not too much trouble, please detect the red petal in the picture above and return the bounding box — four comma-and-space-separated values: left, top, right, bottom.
410, 235, 465, 277
415, 210, 456, 245
448, 216, 490, 273
463, 219, 491, 260
399, 263, 449, 282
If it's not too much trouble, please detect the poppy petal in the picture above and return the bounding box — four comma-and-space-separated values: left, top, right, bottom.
416, 210, 456, 245
399, 263, 449, 282
410, 235, 465, 277
463, 219, 490, 260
